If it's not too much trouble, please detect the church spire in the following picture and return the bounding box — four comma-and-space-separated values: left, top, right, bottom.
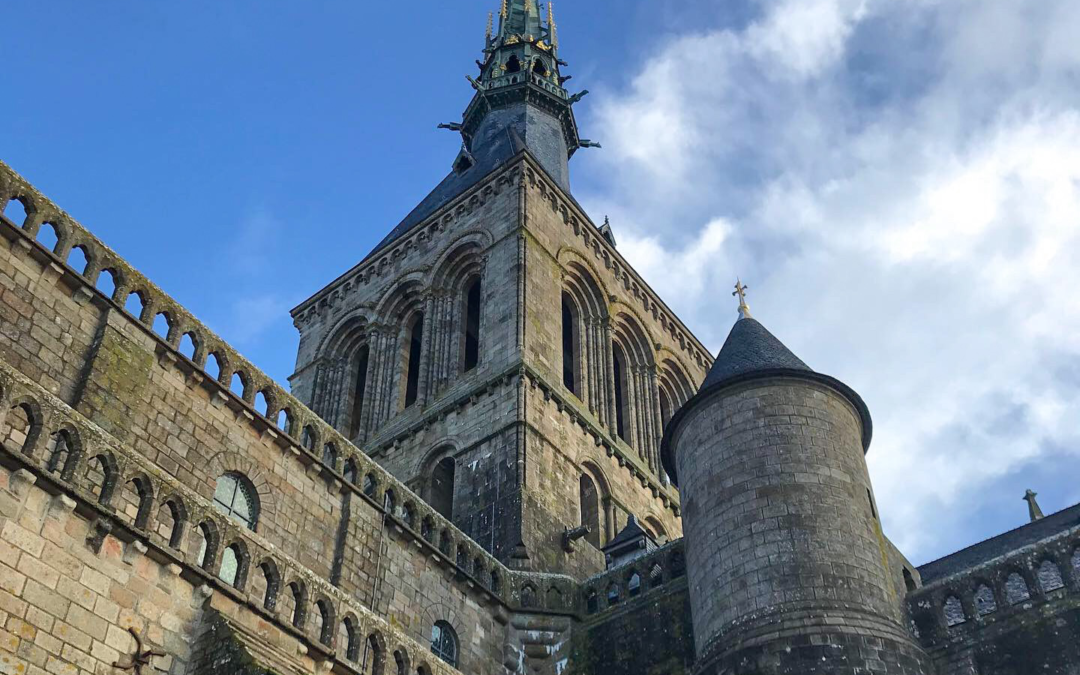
450, 0, 590, 190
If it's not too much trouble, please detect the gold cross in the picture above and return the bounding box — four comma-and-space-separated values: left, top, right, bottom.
733, 279, 752, 318
733, 279, 748, 304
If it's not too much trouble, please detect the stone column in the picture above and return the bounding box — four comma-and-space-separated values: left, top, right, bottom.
416, 295, 435, 406
602, 320, 616, 434
649, 367, 665, 476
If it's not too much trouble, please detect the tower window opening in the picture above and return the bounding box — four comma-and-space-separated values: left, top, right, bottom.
350, 345, 370, 438
532, 58, 545, 75
463, 277, 481, 372
404, 315, 424, 408
431, 456, 456, 521
562, 295, 578, 395
454, 154, 474, 174
613, 345, 629, 443
507, 55, 521, 73
579, 474, 601, 549
867, 489, 878, 520
430, 621, 458, 668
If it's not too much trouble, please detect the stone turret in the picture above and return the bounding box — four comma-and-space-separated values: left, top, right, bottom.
661, 301, 934, 674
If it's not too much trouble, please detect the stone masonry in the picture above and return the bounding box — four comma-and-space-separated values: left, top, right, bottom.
4, 1, 1080, 674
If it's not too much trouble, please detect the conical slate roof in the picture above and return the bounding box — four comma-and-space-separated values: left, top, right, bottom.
660, 315, 873, 486
700, 317, 811, 389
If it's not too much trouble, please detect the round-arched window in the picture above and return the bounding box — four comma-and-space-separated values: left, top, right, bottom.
213, 473, 258, 530
430, 621, 458, 668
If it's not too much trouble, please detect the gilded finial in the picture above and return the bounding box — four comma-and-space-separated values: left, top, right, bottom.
501, 0, 508, 20
486, 12, 494, 41
549, 3, 558, 49
733, 279, 751, 319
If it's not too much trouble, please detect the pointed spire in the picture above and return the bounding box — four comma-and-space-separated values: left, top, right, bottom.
486, 12, 494, 42
733, 279, 752, 319
1024, 489, 1045, 522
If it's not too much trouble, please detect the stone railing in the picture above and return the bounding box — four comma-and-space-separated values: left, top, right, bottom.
579, 540, 687, 617
0, 357, 459, 675
907, 526, 1080, 648
0, 160, 512, 607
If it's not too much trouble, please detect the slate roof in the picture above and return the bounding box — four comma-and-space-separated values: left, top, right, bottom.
364, 101, 574, 262
700, 317, 812, 390
660, 315, 872, 486
918, 503, 1080, 584
364, 124, 527, 262
603, 515, 651, 551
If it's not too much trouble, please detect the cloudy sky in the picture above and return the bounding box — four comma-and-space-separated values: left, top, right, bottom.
3, 0, 1079, 565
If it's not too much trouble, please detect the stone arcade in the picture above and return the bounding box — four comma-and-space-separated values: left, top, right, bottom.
2, 2, 1080, 674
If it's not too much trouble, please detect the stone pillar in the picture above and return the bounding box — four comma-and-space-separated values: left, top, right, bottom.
602, 320, 616, 435
668, 374, 934, 675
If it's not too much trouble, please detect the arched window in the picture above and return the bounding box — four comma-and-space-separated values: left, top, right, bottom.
628, 572, 641, 597
612, 344, 630, 444
350, 344, 370, 438
363, 633, 384, 674
506, 55, 521, 73
579, 474, 601, 549
322, 443, 339, 470
404, 315, 424, 408
1038, 560, 1065, 592
607, 583, 620, 606
341, 618, 359, 662
219, 544, 246, 589
431, 456, 455, 521
463, 277, 481, 372
213, 473, 258, 530
586, 589, 599, 614
532, 58, 545, 75
561, 294, 578, 395
1005, 572, 1030, 605
430, 621, 458, 668
943, 596, 966, 626
975, 584, 997, 616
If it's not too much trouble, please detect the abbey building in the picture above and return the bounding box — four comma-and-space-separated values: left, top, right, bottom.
1, 2, 1078, 674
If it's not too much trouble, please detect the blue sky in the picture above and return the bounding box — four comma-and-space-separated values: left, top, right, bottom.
4, 0, 1080, 566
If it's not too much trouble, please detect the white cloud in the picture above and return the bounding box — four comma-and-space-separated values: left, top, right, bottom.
581, 0, 1080, 561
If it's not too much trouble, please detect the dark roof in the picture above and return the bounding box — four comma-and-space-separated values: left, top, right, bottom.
363, 123, 527, 262
701, 317, 811, 389
660, 315, 873, 486
365, 102, 573, 263
603, 515, 650, 552
918, 502, 1080, 584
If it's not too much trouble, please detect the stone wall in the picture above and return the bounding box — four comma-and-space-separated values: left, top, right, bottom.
566, 542, 695, 675
0, 160, 532, 674
908, 522, 1080, 675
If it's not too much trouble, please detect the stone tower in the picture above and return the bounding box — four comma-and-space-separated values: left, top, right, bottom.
289, 0, 711, 577
661, 303, 935, 674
